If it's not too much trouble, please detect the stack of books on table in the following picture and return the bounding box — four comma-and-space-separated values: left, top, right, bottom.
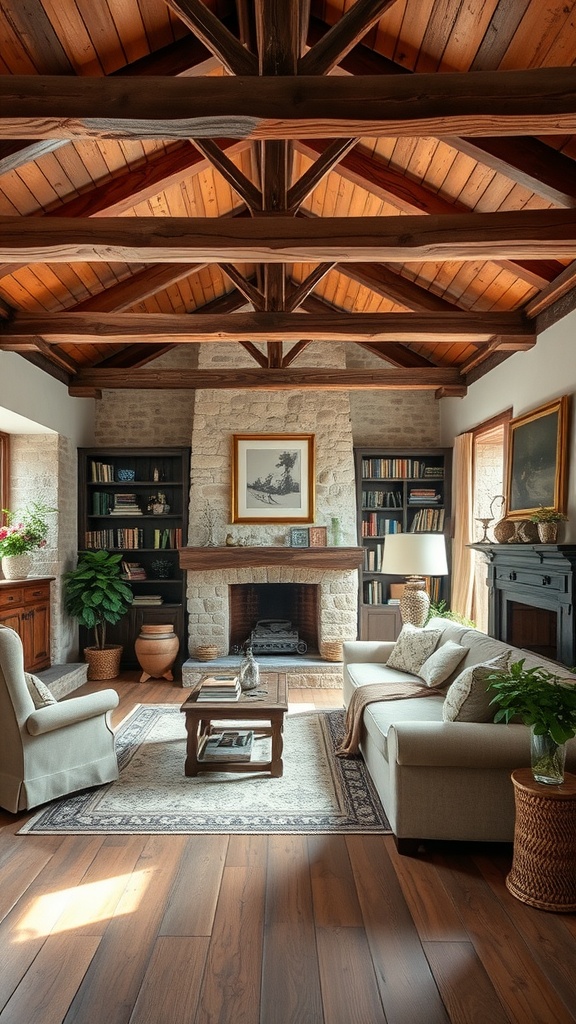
200, 730, 254, 761
196, 675, 241, 702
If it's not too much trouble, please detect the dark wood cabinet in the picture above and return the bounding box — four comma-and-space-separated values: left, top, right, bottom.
77, 447, 190, 672
354, 447, 452, 640
0, 577, 53, 671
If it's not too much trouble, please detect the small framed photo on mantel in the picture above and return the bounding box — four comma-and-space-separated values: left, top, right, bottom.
290, 527, 309, 547
308, 526, 327, 547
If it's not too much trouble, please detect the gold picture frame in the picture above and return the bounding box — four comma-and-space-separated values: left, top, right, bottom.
231, 434, 315, 524
505, 395, 570, 520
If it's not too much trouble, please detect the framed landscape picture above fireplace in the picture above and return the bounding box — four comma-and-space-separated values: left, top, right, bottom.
231, 434, 315, 524
505, 395, 569, 519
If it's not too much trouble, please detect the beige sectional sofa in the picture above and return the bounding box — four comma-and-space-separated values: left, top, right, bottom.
342, 617, 576, 853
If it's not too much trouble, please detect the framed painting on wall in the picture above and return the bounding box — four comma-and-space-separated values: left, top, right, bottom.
505, 395, 570, 519
231, 434, 315, 524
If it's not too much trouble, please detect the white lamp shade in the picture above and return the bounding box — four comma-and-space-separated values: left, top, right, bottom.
381, 533, 448, 577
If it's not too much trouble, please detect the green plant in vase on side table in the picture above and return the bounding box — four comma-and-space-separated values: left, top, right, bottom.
63, 549, 133, 680
0, 500, 56, 579
487, 659, 576, 785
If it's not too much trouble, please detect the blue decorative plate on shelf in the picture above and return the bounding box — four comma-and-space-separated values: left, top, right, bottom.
117, 468, 136, 481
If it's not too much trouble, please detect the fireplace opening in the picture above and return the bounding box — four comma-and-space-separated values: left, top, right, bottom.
229, 583, 319, 656
507, 601, 557, 661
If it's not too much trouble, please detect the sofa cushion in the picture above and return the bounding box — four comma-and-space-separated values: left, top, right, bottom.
25, 672, 57, 709
386, 625, 442, 675
364, 693, 445, 760
418, 641, 468, 688
442, 651, 512, 723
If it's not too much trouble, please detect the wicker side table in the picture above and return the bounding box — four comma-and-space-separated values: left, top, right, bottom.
507, 769, 576, 912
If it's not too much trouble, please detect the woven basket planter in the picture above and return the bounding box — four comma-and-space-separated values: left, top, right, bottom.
194, 644, 219, 662
84, 645, 123, 681
321, 640, 344, 662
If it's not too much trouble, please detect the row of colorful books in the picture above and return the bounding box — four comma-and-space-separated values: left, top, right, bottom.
361, 458, 443, 480
361, 489, 403, 508
361, 515, 402, 537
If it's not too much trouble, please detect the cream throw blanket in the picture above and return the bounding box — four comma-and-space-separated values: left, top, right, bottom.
336, 682, 432, 757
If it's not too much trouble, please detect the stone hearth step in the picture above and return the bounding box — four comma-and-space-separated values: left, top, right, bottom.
37, 662, 88, 699
182, 654, 342, 689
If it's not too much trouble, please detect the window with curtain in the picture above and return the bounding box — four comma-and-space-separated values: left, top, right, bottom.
471, 412, 511, 631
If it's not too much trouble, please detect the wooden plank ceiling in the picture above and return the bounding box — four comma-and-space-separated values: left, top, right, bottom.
0, 0, 575, 397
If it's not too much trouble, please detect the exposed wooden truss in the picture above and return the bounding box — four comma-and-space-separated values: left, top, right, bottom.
0, 0, 575, 397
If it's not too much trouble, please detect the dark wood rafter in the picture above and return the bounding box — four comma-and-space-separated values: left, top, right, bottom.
0, 310, 535, 345
287, 138, 359, 212
295, 141, 563, 288
282, 340, 312, 367
286, 264, 337, 311
1, 69, 576, 140
219, 264, 265, 309
1, 212, 575, 263
189, 139, 263, 211
68, 366, 465, 394
161, 0, 258, 75
298, 0, 400, 76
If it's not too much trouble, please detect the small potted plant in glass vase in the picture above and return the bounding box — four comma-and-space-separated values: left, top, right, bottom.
529, 506, 567, 544
488, 659, 576, 785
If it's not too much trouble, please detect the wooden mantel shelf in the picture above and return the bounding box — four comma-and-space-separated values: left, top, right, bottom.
178, 546, 363, 571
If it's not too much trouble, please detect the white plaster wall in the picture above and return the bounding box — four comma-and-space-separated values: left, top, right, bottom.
440, 309, 576, 541
0, 351, 94, 441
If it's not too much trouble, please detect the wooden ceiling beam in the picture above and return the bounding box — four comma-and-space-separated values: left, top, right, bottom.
2, 69, 576, 140
299, 0, 399, 76
69, 265, 208, 313
1, 211, 575, 263
308, 16, 576, 210
296, 140, 562, 287
190, 139, 262, 211
0, 310, 534, 345
161, 0, 258, 75
219, 264, 265, 309
286, 263, 337, 311
287, 138, 359, 213
68, 366, 465, 393
337, 262, 460, 312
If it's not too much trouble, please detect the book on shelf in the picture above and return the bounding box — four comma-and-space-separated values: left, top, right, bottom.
110, 493, 142, 515
410, 508, 445, 532
121, 560, 147, 580
197, 675, 241, 701
361, 489, 403, 509
153, 527, 182, 549
200, 730, 254, 761
92, 491, 114, 515
131, 595, 163, 605
90, 461, 114, 482
361, 458, 442, 480
361, 513, 402, 537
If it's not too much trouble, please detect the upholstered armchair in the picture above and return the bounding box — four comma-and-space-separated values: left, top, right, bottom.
0, 624, 120, 814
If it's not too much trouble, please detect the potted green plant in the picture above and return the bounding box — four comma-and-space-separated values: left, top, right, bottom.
63, 549, 133, 680
488, 659, 576, 784
0, 500, 56, 579
528, 506, 567, 543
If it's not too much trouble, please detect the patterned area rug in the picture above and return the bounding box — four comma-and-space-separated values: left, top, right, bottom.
19, 705, 391, 835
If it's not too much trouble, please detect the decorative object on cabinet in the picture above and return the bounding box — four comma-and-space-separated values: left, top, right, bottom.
0, 501, 56, 579
505, 395, 569, 520
355, 447, 452, 640
78, 447, 190, 672
231, 434, 315, 524
381, 533, 449, 627
290, 527, 309, 547
63, 550, 133, 680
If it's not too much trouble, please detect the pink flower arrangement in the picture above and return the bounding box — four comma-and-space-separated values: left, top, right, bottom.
0, 502, 55, 556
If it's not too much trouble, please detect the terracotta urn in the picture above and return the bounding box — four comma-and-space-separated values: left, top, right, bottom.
135, 624, 179, 682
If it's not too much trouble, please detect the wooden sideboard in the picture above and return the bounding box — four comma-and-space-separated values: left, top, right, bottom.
0, 577, 54, 672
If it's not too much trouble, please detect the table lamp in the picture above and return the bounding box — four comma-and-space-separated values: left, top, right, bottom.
381, 533, 448, 626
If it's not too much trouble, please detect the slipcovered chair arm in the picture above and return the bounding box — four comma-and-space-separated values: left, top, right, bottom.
387, 721, 531, 769
26, 690, 119, 736
342, 640, 395, 666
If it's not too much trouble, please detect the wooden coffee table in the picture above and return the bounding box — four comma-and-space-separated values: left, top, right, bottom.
180, 672, 288, 777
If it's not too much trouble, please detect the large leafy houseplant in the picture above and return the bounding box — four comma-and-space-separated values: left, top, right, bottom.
488, 659, 576, 784
63, 549, 133, 650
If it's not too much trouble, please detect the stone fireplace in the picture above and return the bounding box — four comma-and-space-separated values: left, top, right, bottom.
179, 546, 362, 686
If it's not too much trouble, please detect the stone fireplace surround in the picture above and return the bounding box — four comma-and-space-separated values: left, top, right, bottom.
179, 546, 362, 688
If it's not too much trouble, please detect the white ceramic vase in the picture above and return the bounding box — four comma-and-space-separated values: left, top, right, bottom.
1, 552, 33, 580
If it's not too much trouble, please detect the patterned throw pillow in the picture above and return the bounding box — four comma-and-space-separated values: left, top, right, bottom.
418, 641, 468, 688
442, 651, 511, 722
25, 672, 57, 709
386, 625, 442, 675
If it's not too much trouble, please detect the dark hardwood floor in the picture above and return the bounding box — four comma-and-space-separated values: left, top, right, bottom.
1, 672, 575, 1024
